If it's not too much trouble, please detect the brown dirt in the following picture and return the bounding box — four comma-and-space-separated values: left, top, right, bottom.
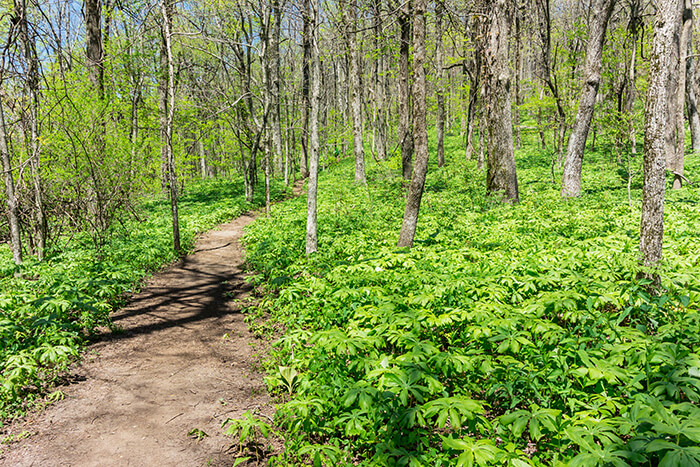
0, 212, 277, 466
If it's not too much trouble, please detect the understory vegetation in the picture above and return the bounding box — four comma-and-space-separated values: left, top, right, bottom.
243, 132, 700, 466
0, 178, 283, 421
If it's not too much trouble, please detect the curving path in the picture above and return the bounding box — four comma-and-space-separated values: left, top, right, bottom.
0, 212, 272, 466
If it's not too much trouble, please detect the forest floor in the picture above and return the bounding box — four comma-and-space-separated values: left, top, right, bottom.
0, 194, 297, 465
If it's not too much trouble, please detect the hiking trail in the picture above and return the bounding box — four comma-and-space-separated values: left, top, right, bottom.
1, 210, 277, 466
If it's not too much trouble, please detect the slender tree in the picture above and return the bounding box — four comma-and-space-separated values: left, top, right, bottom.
640, 0, 683, 270
397, 0, 413, 180
348, 0, 366, 183
161, 0, 180, 253
435, 0, 445, 167
560, 0, 616, 198
306, 0, 320, 254
397, 0, 428, 247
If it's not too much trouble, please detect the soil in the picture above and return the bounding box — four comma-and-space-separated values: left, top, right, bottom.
0, 210, 279, 466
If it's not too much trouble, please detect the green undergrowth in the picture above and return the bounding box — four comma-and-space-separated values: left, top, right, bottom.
243, 135, 700, 466
0, 177, 286, 422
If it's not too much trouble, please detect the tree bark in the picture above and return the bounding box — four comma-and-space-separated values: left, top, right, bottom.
560, 0, 615, 198
17, 0, 46, 259
397, 0, 428, 247
85, 0, 104, 98
348, 0, 366, 183
671, 0, 692, 189
483, 0, 519, 203
687, 31, 700, 152
435, 1, 445, 167
300, 0, 311, 179
0, 95, 22, 264
640, 0, 683, 269
306, 0, 320, 254
398, 0, 413, 180
270, 0, 284, 179
161, 0, 180, 253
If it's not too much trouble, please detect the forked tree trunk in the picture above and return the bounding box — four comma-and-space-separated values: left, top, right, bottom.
640, 0, 683, 269
483, 0, 519, 203
306, 0, 320, 254
397, 0, 427, 247
560, 0, 615, 198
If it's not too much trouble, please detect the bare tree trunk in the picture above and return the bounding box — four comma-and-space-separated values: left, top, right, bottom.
671, 0, 692, 189
560, 0, 615, 198
300, 0, 311, 179
687, 31, 700, 152
397, 0, 427, 248
161, 0, 180, 253
159, 11, 169, 191
398, 0, 413, 180
435, 1, 445, 167
18, 0, 46, 259
306, 0, 320, 254
625, 0, 641, 155
513, 2, 522, 150
640, 0, 683, 270
271, 0, 284, 178
483, 0, 519, 203
373, 0, 386, 160
85, 0, 104, 97
0, 96, 22, 264
349, 0, 366, 183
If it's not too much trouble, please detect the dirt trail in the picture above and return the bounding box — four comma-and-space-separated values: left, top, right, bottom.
1, 212, 273, 466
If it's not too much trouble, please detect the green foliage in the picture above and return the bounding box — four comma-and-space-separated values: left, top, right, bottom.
244, 133, 700, 466
0, 177, 286, 422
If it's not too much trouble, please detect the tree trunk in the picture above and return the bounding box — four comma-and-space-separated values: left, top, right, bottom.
85, 0, 104, 98
397, 0, 428, 247
349, 0, 366, 183
306, 0, 320, 254
513, 2, 522, 150
435, 1, 445, 167
560, 0, 615, 198
0, 95, 22, 264
483, 0, 519, 203
161, 0, 180, 253
398, 1, 413, 180
671, 0, 692, 189
300, 0, 311, 179
270, 0, 284, 178
372, 0, 386, 160
640, 0, 683, 269
687, 31, 700, 152
18, 0, 46, 259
